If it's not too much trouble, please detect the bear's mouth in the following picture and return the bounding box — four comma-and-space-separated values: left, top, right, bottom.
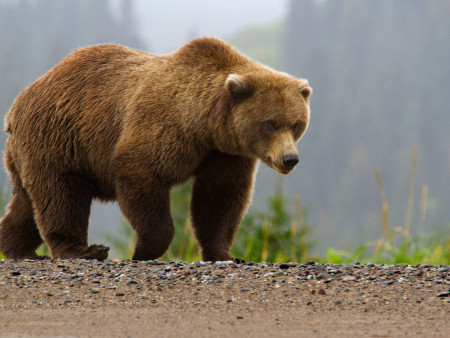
263, 157, 294, 175
277, 167, 293, 175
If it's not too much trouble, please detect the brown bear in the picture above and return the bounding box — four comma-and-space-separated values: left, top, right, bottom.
0, 37, 311, 262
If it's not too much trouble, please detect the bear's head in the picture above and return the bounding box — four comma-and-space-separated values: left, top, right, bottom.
224, 72, 311, 174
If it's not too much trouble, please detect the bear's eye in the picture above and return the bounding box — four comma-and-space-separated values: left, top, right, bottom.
265, 121, 277, 131
292, 123, 299, 132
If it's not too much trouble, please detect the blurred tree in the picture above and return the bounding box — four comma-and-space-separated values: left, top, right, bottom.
0, 0, 147, 253
0, 0, 144, 123
282, 0, 450, 246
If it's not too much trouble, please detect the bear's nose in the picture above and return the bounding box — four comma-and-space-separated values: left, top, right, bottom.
282, 154, 299, 170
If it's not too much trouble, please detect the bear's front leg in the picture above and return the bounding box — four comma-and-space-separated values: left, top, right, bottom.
191, 152, 257, 262
115, 174, 174, 261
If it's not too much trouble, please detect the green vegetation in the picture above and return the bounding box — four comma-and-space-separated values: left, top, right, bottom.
0, 1, 449, 264
232, 177, 314, 263
325, 150, 450, 266
102, 174, 449, 264
102, 177, 314, 262
104, 181, 202, 261
0, 173, 448, 264
101, 151, 449, 265
36, 243, 50, 257
282, 0, 450, 241
325, 229, 450, 266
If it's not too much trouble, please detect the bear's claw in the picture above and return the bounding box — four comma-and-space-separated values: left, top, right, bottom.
78, 244, 109, 261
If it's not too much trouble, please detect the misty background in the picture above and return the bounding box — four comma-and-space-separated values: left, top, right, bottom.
0, 0, 448, 256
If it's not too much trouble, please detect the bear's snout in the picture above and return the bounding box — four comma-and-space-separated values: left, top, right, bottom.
282, 154, 299, 170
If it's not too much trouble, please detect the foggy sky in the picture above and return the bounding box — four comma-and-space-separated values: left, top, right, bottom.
131, 0, 288, 53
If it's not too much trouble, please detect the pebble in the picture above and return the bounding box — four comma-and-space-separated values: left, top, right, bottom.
342, 275, 356, 281
437, 291, 450, 298
0, 259, 448, 311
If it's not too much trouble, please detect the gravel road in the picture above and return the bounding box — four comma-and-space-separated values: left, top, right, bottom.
1, 259, 449, 337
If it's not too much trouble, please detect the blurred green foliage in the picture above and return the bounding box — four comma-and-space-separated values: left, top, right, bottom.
325, 227, 450, 266
104, 177, 315, 263
104, 181, 202, 261
281, 0, 450, 241
103, 150, 449, 265
324, 151, 450, 266
0, 1, 449, 264
0, 176, 448, 265
232, 177, 315, 263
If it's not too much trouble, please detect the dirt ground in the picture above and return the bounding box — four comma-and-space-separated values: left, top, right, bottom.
0, 259, 449, 337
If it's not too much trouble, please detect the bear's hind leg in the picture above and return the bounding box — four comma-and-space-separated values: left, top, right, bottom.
0, 186, 44, 259
27, 172, 109, 260
191, 152, 257, 262
0, 151, 44, 259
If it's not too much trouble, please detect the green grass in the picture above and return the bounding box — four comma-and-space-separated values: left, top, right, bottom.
104, 217, 202, 262
104, 181, 202, 261
1, 149, 449, 264
104, 176, 315, 263
324, 150, 450, 266
324, 230, 450, 265
232, 177, 315, 263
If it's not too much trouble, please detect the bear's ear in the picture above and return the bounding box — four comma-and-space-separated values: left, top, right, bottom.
298, 81, 312, 99
225, 74, 252, 100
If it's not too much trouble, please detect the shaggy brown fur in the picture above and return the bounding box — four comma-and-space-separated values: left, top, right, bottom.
0, 37, 311, 261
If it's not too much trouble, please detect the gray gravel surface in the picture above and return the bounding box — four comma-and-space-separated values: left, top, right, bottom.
0, 259, 449, 337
